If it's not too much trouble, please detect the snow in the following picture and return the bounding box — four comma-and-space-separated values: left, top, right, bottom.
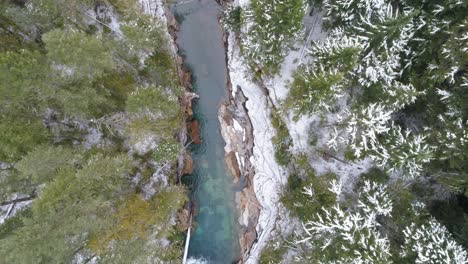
227, 5, 289, 262
108, 11, 123, 36
233, 119, 243, 132
235, 152, 245, 169
83, 127, 103, 149
84, 6, 123, 37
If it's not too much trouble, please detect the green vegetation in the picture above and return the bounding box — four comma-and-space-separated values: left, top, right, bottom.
223, 6, 243, 33
241, 0, 307, 75
0, 0, 188, 262
271, 110, 293, 166
282, 170, 336, 221
259, 238, 289, 264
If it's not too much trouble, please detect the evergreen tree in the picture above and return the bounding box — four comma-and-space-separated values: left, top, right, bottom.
296, 180, 468, 263
242, 0, 308, 75
43, 29, 116, 80
289, 0, 468, 190
296, 180, 393, 263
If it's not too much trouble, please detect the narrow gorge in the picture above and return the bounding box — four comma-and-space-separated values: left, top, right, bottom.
173, 0, 247, 262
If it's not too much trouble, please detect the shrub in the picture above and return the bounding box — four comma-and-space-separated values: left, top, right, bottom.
223, 6, 243, 33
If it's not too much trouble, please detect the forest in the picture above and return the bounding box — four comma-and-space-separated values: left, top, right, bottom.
0, 0, 187, 263
223, 0, 468, 263
1, 0, 467, 263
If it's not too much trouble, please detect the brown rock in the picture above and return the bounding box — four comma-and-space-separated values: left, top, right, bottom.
183, 70, 192, 88
182, 91, 198, 116
177, 208, 191, 231
183, 154, 194, 174
238, 187, 261, 259
188, 120, 202, 144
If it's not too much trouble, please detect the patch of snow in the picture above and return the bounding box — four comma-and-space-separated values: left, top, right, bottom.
233, 119, 243, 132
52, 64, 75, 77
129, 134, 157, 155
107, 11, 123, 36
84, 7, 123, 37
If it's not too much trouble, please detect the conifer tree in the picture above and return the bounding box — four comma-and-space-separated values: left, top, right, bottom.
242, 0, 308, 75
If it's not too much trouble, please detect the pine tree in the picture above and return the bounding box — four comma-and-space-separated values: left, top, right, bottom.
370, 126, 434, 178
242, 0, 308, 75
295, 180, 468, 263
289, 0, 468, 189
296, 180, 393, 263
43, 29, 116, 80
401, 202, 468, 264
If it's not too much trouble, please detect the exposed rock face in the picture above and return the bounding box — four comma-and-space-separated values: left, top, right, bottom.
188, 120, 202, 145
177, 207, 191, 231
219, 88, 260, 262
182, 153, 194, 175
182, 91, 198, 116
226, 151, 241, 182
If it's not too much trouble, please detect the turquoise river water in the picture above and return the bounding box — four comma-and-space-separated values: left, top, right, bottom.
173, 0, 240, 262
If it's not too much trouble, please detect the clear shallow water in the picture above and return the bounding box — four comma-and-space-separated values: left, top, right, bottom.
173, 0, 240, 262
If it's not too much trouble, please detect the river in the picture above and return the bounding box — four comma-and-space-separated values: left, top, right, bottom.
173, 0, 240, 262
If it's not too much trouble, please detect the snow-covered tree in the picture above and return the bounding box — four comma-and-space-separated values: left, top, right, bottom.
322, 0, 394, 29
370, 126, 434, 179
402, 219, 468, 264
401, 202, 468, 264
340, 103, 392, 158
288, 0, 467, 189
287, 30, 363, 114
242, 0, 308, 75
295, 180, 468, 263
296, 180, 393, 263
